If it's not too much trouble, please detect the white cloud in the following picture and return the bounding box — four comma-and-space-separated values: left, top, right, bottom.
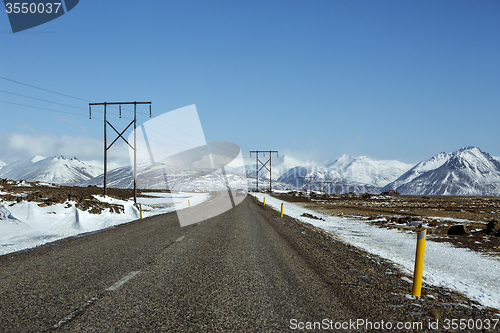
0, 132, 130, 166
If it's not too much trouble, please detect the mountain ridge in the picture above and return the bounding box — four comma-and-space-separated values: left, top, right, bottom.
382, 146, 500, 196
0, 156, 102, 185
3, 146, 500, 196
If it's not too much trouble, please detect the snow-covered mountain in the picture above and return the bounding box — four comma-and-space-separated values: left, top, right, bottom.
321, 154, 412, 187
0, 152, 406, 193
382, 146, 500, 196
0, 156, 102, 185
80, 164, 253, 191
244, 154, 309, 180
277, 165, 380, 193
244, 153, 412, 192
382, 152, 452, 191
80, 165, 134, 188
6, 147, 500, 196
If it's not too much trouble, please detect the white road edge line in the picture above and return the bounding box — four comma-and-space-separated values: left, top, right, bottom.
176, 235, 185, 242
106, 271, 141, 291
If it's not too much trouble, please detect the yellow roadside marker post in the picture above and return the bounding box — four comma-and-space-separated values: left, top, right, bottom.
136, 203, 142, 219
280, 203, 284, 217
263, 198, 266, 206
412, 228, 427, 297
188, 200, 190, 208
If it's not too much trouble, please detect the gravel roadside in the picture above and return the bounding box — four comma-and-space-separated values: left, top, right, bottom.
251, 196, 500, 332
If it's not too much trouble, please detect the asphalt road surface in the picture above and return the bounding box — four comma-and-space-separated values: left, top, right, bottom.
0, 195, 497, 332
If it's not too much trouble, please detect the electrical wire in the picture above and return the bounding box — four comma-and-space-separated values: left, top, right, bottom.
0, 89, 91, 112
0, 76, 90, 102
1, 76, 239, 158
0, 99, 92, 118
0, 76, 149, 116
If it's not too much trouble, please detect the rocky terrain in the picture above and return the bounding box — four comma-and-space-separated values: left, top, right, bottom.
0, 179, 156, 215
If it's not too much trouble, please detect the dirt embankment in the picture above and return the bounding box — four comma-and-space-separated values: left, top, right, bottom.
0, 179, 166, 214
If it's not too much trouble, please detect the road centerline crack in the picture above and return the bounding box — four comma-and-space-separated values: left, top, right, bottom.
52, 296, 99, 329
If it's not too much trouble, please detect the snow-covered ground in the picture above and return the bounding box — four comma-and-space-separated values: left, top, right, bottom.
135, 191, 210, 216
253, 192, 500, 311
0, 192, 209, 256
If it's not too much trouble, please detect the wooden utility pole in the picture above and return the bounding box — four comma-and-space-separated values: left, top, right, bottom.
250, 150, 278, 191
104, 102, 107, 196
89, 101, 151, 204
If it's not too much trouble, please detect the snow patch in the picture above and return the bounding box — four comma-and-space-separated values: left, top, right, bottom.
0, 192, 208, 256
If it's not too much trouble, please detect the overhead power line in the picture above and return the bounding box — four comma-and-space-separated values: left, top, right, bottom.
0, 99, 94, 118
1, 76, 238, 162
0, 76, 150, 116
0, 89, 92, 112
0, 76, 89, 102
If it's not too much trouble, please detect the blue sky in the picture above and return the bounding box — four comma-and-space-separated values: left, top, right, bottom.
1, 0, 499, 166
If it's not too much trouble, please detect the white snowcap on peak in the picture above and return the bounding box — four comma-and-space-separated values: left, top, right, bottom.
31, 156, 46, 163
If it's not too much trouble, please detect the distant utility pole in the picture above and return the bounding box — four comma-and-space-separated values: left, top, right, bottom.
318, 181, 335, 194
89, 101, 151, 204
299, 176, 315, 192
334, 182, 345, 194
318, 181, 324, 193
250, 150, 278, 191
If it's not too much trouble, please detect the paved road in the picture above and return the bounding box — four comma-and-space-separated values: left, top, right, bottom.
0, 195, 356, 332
2, 195, 494, 332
